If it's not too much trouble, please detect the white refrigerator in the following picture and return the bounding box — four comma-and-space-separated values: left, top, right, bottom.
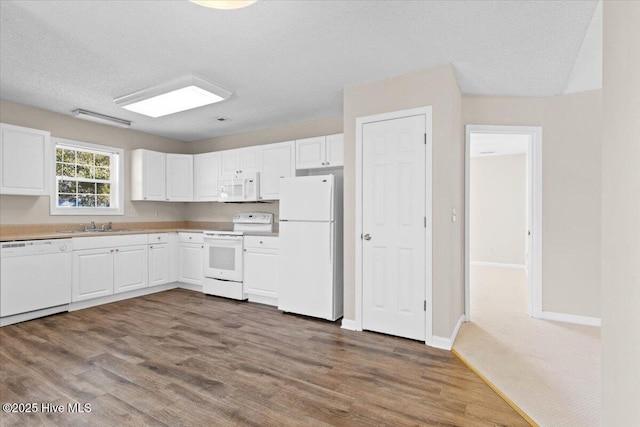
278, 174, 343, 321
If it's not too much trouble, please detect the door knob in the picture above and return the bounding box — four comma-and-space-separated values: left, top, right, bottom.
363, 233, 372, 241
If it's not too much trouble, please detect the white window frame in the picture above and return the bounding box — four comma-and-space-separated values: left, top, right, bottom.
50, 137, 124, 216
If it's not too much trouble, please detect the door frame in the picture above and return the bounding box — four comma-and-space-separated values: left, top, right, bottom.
464, 124, 543, 321
355, 106, 433, 346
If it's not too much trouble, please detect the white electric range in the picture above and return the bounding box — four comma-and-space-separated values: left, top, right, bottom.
202, 212, 274, 300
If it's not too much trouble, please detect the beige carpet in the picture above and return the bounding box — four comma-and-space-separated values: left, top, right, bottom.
453, 265, 601, 427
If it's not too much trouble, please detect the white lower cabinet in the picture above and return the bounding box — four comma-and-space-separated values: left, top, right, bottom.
178, 233, 203, 286
114, 245, 148, 293
244, 235, 279, 306
72, 235, 149, 302
73, 248, 114, 302
149, 233, 173, 286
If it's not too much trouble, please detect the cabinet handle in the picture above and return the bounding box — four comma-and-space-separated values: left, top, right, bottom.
259, 241, 263, 244
326, 162, 330, 165
189, 236, 192, 239
157, 236, 161, 240
201, 245, 204, 249
115, 248, 119, 252
110, 249, 114, 253
144, 197, 147, 200
150, 245, 153, 249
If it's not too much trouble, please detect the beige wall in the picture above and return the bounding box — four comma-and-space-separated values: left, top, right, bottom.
542, 90, 602, 317
470, 154, 527, 265
184, 115, 343, 223
601, 2, 640, 425
343, 65, 464, 339
462, 89, 602, 319
187, 116, 343, 154
0, 101, 187, 225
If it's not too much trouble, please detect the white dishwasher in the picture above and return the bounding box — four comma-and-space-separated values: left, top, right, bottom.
1, 239, 72, 321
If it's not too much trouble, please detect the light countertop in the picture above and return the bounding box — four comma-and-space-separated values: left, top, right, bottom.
0, 221, 278, 242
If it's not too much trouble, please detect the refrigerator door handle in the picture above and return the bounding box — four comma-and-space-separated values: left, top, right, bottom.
329, 225, 333, 265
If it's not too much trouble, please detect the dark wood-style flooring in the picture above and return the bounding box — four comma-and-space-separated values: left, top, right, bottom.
0, 289, 528, 426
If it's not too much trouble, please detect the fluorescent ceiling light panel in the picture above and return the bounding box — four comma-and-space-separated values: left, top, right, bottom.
114, 74, 233, 118
189, 0, 258, 10
72, 109, 131, 128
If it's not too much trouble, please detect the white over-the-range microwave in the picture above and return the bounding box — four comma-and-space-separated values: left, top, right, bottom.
219, 172, 260, 202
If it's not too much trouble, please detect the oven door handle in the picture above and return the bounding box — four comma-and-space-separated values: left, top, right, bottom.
203, 235, 243, 242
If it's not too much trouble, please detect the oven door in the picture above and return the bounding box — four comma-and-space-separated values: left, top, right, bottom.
203, 235, 243, 282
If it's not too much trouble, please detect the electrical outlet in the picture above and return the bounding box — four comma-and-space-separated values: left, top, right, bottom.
451, 207, 457, 222
155, 210, 160, 217
126, 209, 136, 217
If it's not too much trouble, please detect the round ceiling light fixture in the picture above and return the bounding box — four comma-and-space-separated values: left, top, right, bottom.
189, 0, 257, 10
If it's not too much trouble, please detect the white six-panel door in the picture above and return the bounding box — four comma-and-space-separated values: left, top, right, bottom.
362, 114, 427, 341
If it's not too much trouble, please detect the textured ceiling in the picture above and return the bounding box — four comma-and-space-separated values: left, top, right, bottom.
0, 0, 599, 142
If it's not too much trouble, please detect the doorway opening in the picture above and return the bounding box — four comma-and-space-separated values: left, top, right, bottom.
464, 125, 542, 321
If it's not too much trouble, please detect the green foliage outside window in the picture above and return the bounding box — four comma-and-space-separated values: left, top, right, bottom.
55, 145, 113, 208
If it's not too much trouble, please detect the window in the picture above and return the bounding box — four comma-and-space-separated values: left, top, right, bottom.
50, 138, 124, 215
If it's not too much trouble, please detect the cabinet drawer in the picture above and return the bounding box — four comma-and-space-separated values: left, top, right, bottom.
179, 232, 204, 244
244, 235, 278, 249
148, 233, 169, 244
72, 234, 149, 250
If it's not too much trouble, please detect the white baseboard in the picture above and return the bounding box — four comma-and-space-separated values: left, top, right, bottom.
247, 294, 278, 307
471, 261, 526, 270
69, 283, 178, 312
540, 311, 601, 327
1, 305, 69, 327
176, 282, 203, 292
430, 314, 465, 351
341, 318, 360, 331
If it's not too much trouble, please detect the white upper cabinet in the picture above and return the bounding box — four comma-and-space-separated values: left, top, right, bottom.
131, 150, 193, 202
295, 133, 343, 169
221, 150, 240, 176
239, 146, 261, 173
166, 153, 193, 201
221, 146, 262, 176
295, 136, 326, 169
325, 133, 344, 167
0, 123, 51, 196
193, 152, 221, 202
131, 149, 166, 201
261, 141, 295, 200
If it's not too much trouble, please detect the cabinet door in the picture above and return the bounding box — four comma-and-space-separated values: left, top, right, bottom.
325, 133, 344, 167
143, 150, 166, 200
149, 243, 169, 286
179, 244, 203, 285
73, 248, 114, 302
0, 123, 50, 195
166, 153, 193, 201
261, 141, 294, 200
114, 245, 148, 293
244, 249, 278, 301
221, 149, 240, 176
193, 152, 221, 201
296, 136, 326, 169
239, 146, 261, 174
